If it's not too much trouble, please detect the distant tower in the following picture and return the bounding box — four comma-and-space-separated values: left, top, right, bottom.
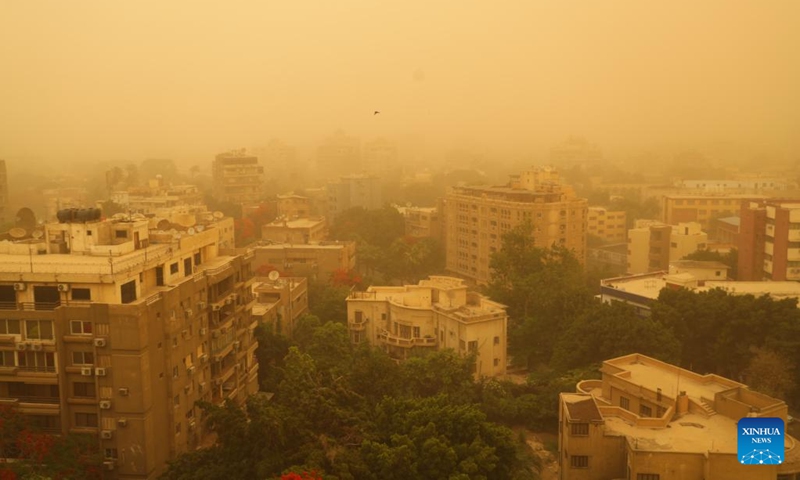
0, 160, 8, 226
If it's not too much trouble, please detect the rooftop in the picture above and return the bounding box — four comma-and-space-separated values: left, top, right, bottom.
716, 216, 741, 227
604, 412, 739, 454
264, 217, 325, 229
669, 260, 730, 270
562, 394, 603, 422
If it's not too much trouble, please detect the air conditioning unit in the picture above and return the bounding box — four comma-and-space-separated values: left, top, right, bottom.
197, 301, 207, 310
212, 305, 221, 311
57, 283, 70, 292
31, 343, 43, 351
94, 338, 107, 348
13, 283, 25, 291
100, 430, 113, 440
103, 460, 115, 471
199, 328, 207, 336
187, 365, 196, 375
81, 367, 94, 376
117, 418, 128, 427
118, 387, 129, 396
99, 400, 112, 410
16, 343, 27, 352
95, 367, 107, 376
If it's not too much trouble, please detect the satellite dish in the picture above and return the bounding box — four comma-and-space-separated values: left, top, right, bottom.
187, 227, 196, 235
213, 211, 224, 219
175, 214, 196, 228
196, 225, 205, 232
156, 219, 171, 230
112, 213, 126, 221
9, 227, 27, 239
32, 230, 44, 240
268, 270, 280, 281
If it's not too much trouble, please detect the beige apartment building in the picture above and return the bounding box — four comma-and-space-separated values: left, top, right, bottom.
662, 194, 765, 231
276, 194, 311, 219
346, 276, 507, 378
444, 167, 587, 284
261, 217, 327, 245
0, 208, 258, 479
252, 241, 356, 281
627, 220, 708, 274
560, 353, 800, 480
397, 206, 441, 239
327, 174, 382, 222
587, 207, 626, 242
251, 276, 309, 338
212, 149, 265, 205
0, 160, 7, 226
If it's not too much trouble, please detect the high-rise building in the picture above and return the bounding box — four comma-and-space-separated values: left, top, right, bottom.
346, 276, 507, 378
316, 131, 361, 180
661, 194, 765, 231
443, 167, 587, 284
362, 137, 399, 177
739, 199, 800, 281
212, 149, 264, 205
0, 208, 258, 478
560, 353, 799, 479
326, 174, 382, 222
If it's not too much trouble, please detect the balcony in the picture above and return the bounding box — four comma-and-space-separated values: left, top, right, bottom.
0, 302, 60, 312
17, 365, 56, 374
376, 329, 437, 349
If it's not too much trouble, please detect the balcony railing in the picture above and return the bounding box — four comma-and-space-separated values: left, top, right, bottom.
17, 365, 57, 373
376, 329, 437, 348
16, 396, 60, 405
0, 302, 61, 311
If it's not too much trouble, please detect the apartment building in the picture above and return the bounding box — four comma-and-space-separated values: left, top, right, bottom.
362, 137, 399, 177
212, 149, 264, 205
627, 220, 707, 274
443, 167, 587, 284
252, 241, 356, 281
0, 208, 258, 478
326, 174, 382, 222
316, 131, 361, 180
661, 194, 764, 231
397, 206, 441, 239
261, 217, 327, 245
346, 276, 507, 378
111, 183, 204, 215
251, 276, 309, 338
739, 200, 800, 281
559, 353, 800, 480
587, 207, 626, 242
276, 194, 311, 219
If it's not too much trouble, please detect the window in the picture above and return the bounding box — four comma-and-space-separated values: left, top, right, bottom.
636, 475, 659, 480
156, 266, 165, 286
86, 230, 92, 236
468, 340, 478, 353
194, 253, 201, 266
459, 340, 466, 350
104, 448, 118, 459
0, 351, 15, 366
26, 320, 54, 340
70, 321, 93, 335
115, 230, 128, 239
17, 352, 55, 372
184, 258, 192, 276
174, 395, 180, 406
71, 288, 91, 301
620, 396, 630, 410
75, 412, 98, 428
493, 336, 500, 345
570, 456, 589, 468
173, 366, 179, 378
120, 280, 136, 304
0, 319, 20, 335
640, 405, 652, 417
73, 382, 96, 398
175, 422, 181, 435
72, 351, 94, 365
494, 358, 500, 366
0, 285, 16, 307
571, 423, 589, 435
170, 263, 179, 274
413, 326, 420, 338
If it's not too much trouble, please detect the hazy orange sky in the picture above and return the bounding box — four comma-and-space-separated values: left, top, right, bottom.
1, 0, 798, 164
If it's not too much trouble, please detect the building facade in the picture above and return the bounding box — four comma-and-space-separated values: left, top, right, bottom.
212, 150, 264, 205
252, 242, 356, 282
739, 200, 800, 281
587, 207, 626, 242
0, 210, 258, 478
251, 276, 309, 338
261, 217, 327, 245
559, 353, 800, 480
0, 160, 8, 226
346, 276, 507, 378
443, 167, 588, 284
326, 174, 382, 222
661, 194, 764, 231
397, 206, 441, 239
627, 220, 707, 275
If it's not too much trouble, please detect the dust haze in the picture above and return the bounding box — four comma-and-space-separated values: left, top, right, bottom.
1, 0, 799, 170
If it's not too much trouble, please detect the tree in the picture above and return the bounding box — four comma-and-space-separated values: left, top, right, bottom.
744, 347, 796, 400
254, 324, 291, 392
307, 282, 350, 324
682, 248, 738, 280
329, 207, 405, 249
551, 301, 681, 371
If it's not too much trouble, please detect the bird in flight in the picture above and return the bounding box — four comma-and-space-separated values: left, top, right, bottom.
374, 111, 380, 115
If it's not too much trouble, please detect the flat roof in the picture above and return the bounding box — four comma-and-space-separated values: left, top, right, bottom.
604, 413, 738, 454
607, 357, 735, 401
562, 394, 602, 422
670, 260, 729, 270
716, 216, 740, 226
264, 218, 324, 229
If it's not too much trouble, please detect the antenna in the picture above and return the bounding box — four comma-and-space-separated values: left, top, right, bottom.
268, 270, 280, 281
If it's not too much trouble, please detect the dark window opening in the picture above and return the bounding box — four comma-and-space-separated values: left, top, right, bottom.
120, 280, 137, 304
0, 285, 16, 309
170, 263, 179, 274
194, 253, 201, 266
71, 288, 91, 301
184, 258, 192, 276
33, 286, 60, 310
156, 265, 164, 286
115, 230, 128, 239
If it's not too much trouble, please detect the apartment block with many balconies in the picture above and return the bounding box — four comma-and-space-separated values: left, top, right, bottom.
212, 149, 265, 206
346, 276, 507, 378
739, 200, 800, 281
0, 207, 258, 479
443, 167, 588, 284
